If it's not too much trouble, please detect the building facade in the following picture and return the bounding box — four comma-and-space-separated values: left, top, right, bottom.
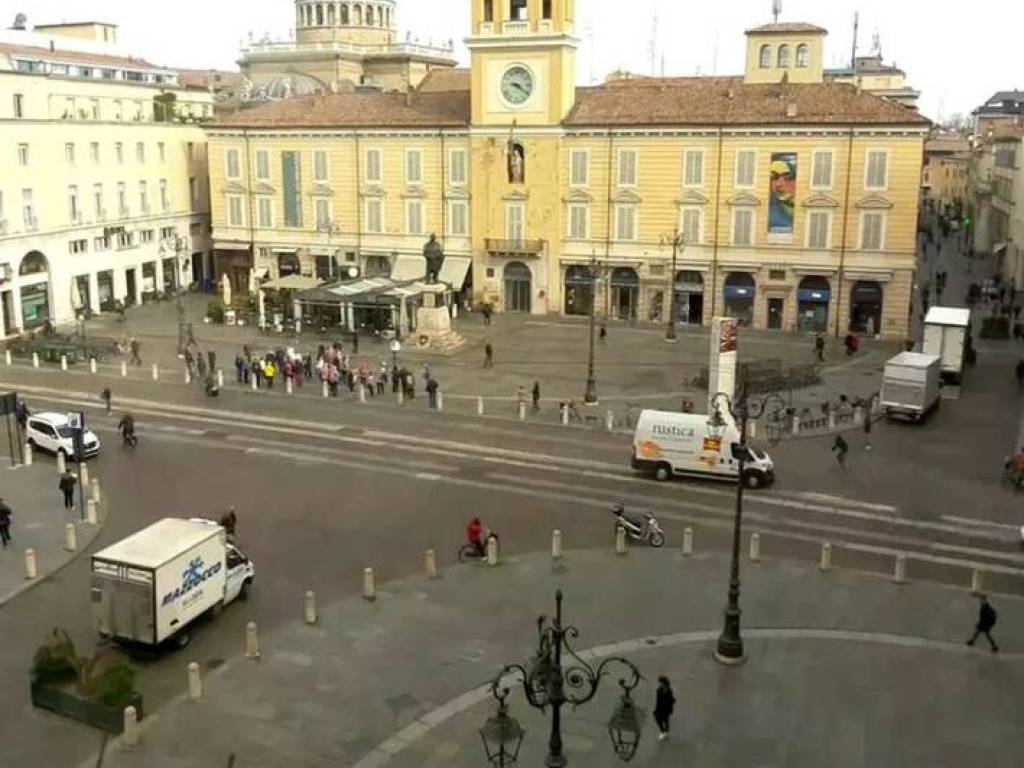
207, 1, 928, 340
0, 21, 214, 335
972, 90, 1024, 137
922, 136, 970, 214
970, 126, 1024, 292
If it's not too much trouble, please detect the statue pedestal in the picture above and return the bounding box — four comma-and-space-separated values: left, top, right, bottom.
413, 306, 466, 354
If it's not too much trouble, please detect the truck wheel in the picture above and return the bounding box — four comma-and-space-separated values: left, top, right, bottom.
174, 631, 191, 650
654, 463, 672, 482
743, 471, 762, 489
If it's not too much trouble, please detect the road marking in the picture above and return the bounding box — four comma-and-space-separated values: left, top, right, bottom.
415, 473, 443, 481
942, 515, 1023, 533
776, 491, 898, 513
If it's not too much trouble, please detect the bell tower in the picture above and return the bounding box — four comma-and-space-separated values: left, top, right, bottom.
466, 0, 578, 126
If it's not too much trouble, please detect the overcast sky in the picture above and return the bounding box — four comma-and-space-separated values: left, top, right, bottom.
15, 0, 1022, 120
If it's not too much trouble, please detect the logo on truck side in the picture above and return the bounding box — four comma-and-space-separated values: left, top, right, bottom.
161, 557, 222, 607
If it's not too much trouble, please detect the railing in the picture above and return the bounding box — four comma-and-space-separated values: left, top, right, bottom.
485, 238, 545, 255
242, 39, 453, 57
503, 21, 531, 34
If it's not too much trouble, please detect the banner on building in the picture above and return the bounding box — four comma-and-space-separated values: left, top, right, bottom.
707, 317, 739, 417
768, 152, 797, 235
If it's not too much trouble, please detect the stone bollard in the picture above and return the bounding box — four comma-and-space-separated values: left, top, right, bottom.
286, 377, 294, 395
80, 462, 90, 487
560, 405, 569, 426
682, 527, 693, 556
25, 548, 37, 579
121, 360, 128, 378
90, 357, 97, 374
970, 569, 983, 596
749, 532, 761, 563
187, 662, 202, 701
245, 621, 260, 659
23, 442, 33, 466
322, 380, 329, 399
91, 478, 101, 505
57, 451, 66, 474
791, 415, 801, 435
749, 419, 757, 439
122, 706, 139, 749
615, 525, 626, 556
486, 536, 499, 567
61, 354, 68, 371
251, 376, 258, 392
397, 388, 405, 406
64, 523, 77, 552
605, 411, 615, 432
4, 349, 11, 365
425, 548, 438, 579
32, 352, 39, 368
363, 567, 376, 601
828, 411, 837, 431
185, 367, 191, 385
304, 590, 318, 624
893, 553, 907, 583
151, 363, 159, 381
217, 369, 224, 388
819, 542, 832, 571
358, 384, 365, 403
854, 407, 865, 427
552, 529, 563, 560
518, 401, 526, 421
436, 391, 443, 412
86, 499, 98, 525
477, 397, 485, 416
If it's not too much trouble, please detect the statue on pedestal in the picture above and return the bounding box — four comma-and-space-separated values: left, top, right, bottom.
423, 234, 444, 283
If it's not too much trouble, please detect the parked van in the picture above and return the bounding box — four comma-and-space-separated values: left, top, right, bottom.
631, 410, 775, 488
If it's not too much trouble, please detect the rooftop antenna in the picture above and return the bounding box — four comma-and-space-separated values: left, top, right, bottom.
772, 0, 782, 23
649, 1, 658, 77
871, 29, 882, 58
851, 11, 859, 71
585, 22, 596, 84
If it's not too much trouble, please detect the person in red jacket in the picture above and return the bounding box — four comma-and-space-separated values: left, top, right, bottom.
466, 517, 485, 557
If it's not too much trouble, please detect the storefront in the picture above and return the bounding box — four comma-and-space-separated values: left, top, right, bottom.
610, 268, 639, 321
564, 265, 594, 316
849, 280, 883, 336
18, 251, 50, 329
73, 275, 91, 317
98, 270, 115, 310
722, 272, 756, 327
141, 262, 157, 300
503, 261, 532, 313
796, 276, 831, 333
674, 270, 705, 325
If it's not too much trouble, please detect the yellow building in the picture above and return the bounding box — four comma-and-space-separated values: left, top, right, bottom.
922, 136, 970, 214
0, 21, 214, 334
207, 1, 928, 340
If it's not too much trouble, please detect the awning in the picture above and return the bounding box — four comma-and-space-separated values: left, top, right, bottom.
390, 254, 426, 282
438, 257, 472, 291
261, 275, 323, 291
214, 241, 250, 251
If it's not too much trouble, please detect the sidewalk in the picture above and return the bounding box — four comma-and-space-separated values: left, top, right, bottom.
0, 459, 105, 605
87, 548, 1024, 768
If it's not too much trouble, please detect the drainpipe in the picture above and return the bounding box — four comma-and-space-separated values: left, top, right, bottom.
244, 130, 256, 291
354, 131, 363, 264
835, 125, 856, 338
604, 129, 614, 317
709, 125, 724, 319
440, 129, 447, 252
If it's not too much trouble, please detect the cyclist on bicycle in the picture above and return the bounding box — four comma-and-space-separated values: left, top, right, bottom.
466, 516, 485, 557
117, 413, 137, 447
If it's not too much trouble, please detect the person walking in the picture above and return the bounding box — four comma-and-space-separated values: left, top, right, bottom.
532, 381, 541, 412
235, 355, 245, 384
599, 322, 607, 345
378, 361, 388, 395
129, 338, 142, 366
196, 352, 207, 381
207, 350, 217, 374
426, 376, 439, 410
482, 303, 492, 326
58, 470, 77, 510
814, 334, 825, 363
0, 497, 12, 547
391, 364, 401, 394
484, 342, 494, 369
653, 676, 676, 741
966, 595, 999, 653
863, 399, 874, 451
219, 506, 238, 539
831, 434, 849, 468
252, 358, 263, 389
100, 387, 112, 414
264, 359, 276, 389
351, 329, 359, 354
14, 399, 29, 437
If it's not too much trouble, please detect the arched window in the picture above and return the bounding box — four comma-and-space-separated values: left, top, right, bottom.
327, 3, 335, 25
19, 250, 48, 276
340, 4, 349, 24
777, 44, 790, 68
759, 44, 771, 69
796, 43, 809, 68
354, 4, 362, 25
316, 4, 324, 26
366, 5, 374, 25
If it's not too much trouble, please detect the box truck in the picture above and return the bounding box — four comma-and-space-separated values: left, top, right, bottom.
922, 307, 971, 384
631, 410, 775, 488
91, 518, 255, 648
880, 352, 941, 422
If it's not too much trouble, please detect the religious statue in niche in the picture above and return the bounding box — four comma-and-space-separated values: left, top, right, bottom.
507, 140, 526, 184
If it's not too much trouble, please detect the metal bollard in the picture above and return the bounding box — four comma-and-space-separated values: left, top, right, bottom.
893, 553, 907, 583
121, 360, 127, 377
749, 532, 761, 563
90, 357, 97, 374
397, 388, 404, 406
185, 368, 191, 385
561, 405, 569, 426
217, 369, 224, 388
518, 401, 526, 421
91, 478, 101, 505
854, 408, 865, 427
61, 354, 68, 371
25, 548, 37, 579
477, 397, 485, 416
151, 363, 159, 381
363, 567, 376, 601
64, 523, 77, 552
615, 525, 626, 556
819, 542, 832, 571
425, 548, 438, 579
970, 569, 983, 595
122, 706, 139, 749
791, 415, 801, 435
86, 500, 98, 525
358, 384, 365, 403
80, 462, 90, 487
486, 536, 499, 567
23, 443, 33, 466
4, 349, 10, 365
605, 411, 615, 432
552, 529, 563, 560
682, 527, 693, 556
187, 662, 202, 701
304, 590, 318, 624
286, 377, 294, 395
828, 411, 837, 431
245, 621, 260, 659
436, 391, 443, 411
32, 352, 39, 368
251, 375, 258, 392
57, 451, 66, 474
749, 419, 757, 439
322, 380, 329, 399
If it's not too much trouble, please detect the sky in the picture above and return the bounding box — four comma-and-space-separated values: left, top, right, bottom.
14, 0, 1023, 120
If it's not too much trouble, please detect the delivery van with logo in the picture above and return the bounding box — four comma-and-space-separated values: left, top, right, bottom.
631, 409, 775, 488
91, 518, 255, 648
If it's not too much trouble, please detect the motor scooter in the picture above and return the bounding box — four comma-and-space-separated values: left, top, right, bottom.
612, 508, 665, 548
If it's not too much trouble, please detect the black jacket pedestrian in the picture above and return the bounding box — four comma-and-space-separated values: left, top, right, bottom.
0, 500, 12, 528
654, 684, 676, 720
978, 601, 997, 631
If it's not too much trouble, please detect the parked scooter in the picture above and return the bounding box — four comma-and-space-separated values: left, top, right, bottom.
611, 504, 666, 548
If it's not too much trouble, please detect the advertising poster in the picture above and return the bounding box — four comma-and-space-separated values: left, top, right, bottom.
768, 152, 797, 235
707, 317, 739, 417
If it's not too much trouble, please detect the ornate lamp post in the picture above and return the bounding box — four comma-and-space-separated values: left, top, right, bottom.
160, 235, 189, 357
583, 252, 605, 405
660, 232, 686, 343
708, 387, 787, 665
480, 590, 645, 767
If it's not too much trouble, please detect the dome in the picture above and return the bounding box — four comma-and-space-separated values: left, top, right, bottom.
250, 72, 326, 102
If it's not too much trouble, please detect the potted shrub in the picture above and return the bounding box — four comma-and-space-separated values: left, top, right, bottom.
207, 300, 225, 324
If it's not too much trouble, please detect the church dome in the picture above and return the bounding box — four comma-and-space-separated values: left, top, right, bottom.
251, 72, 326, 101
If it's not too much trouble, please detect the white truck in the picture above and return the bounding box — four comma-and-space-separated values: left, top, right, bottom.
91, 518, 255, 648
880, 352, 942, 422
922, 307, 972, 384
631, 409, 775, 488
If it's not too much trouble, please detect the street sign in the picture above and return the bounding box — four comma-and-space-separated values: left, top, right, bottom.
390, 339, 401, 353
67, 411, 83, 430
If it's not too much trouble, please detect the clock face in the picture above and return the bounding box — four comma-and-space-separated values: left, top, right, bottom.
500, 65, 534, 106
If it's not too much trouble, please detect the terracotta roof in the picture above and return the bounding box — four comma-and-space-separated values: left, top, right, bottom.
566, 78, 929, 127
175, 68, 244, 89
0, 41, 162, 70
213, 89, 470, 129
925, 138, 971, 154
746, 22, 827, 34
416, 67, 470, 93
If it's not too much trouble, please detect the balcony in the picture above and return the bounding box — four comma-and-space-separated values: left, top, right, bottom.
502, 20, 531, 34
485, 238, 545, 256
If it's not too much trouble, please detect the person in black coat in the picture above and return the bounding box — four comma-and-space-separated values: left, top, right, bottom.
966, 595, 999, 653
58, 471, 77, 510
0, 497, 12, 547
654, 676, 676, 740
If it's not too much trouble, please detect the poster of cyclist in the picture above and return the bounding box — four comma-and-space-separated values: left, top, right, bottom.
768, 152, 797, 235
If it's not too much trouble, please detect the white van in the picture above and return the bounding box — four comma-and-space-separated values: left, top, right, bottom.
631, 410, 775, 488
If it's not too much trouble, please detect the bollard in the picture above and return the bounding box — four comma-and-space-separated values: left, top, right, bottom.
80, 462, 90, 487
122, 706, 139, 749
518, 401, 526, 421
217, 369, 224, 388
605, 411, 615, 432
322, 380, 329, 399
552, 529, 563, 560
286, 377, 294, 396
61, 354, 68, 371
819, 542, 832, 571
23, 443, 33, 466
425, 548, 438, 579
121, 360, 127, 377
358, 384, 365, 403
57, 451, 66, 474
397, 388, 404, 406
4, 349, 10, 365
682, 527, 693, 556
151, 363, 159, 381
486, 536, 499, 567
185, 368, 191, 385
970, 569, 983, 595
64, 523, 77, 552
32, 352, 39, 368
251, 375, 258, 392
363, 567, 377, 601
893, 553, 907, 583
187, 662, 202, 701
436, 391, 443, 412
90, 357, 97, 374
91, 478, 101, 505
828, 411, 837, 431
86, 499, 98, 525
791, 415, 801, 435
304, 590, 318, 624
477, 397, 485, 416
245, 621, 260, 659
749, 419, 757, 439
749, 532, 761, 563
854, 408, 865, 427
561, 405, 569, 426
615, 525, 627, 556
25, 548, 37, 579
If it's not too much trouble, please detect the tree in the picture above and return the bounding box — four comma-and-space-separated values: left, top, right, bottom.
154, 92, 178, 123
940, 113, 972, 137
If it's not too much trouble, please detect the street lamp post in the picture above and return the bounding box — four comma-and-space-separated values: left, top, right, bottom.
480, 590, 645, 767
660, 232, 686, 343
583, 253, 601, 405
709, 386, 787, 665
161, 235, 189, 358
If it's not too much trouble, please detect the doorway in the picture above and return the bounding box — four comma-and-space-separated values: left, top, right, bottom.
767, 298, 784, 330
1, 291, 15, 335
503, 261, 532, 313
125, 269, 137, 305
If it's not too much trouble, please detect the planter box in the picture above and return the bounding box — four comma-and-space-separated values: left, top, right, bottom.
30, 675, 143, 734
